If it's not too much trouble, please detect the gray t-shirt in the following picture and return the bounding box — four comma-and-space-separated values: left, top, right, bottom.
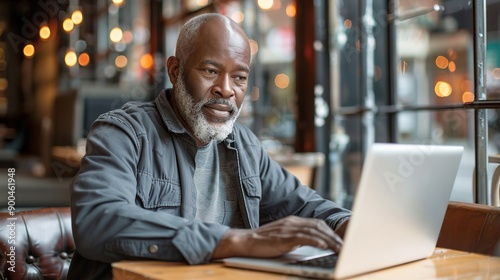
193, 141, 244, 228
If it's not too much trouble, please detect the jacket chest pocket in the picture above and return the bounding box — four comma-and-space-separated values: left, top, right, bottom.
241, 176, 262, 228
137, 172, 181, 214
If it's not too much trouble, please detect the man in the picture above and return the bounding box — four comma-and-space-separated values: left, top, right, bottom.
68, 13, 350, 279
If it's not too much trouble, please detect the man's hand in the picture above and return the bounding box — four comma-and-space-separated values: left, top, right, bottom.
212, 216, 343, 259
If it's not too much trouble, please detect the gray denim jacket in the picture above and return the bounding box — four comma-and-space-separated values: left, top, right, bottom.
71, 89, 351, 267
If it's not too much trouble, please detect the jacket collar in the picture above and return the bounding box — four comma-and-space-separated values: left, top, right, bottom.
155, 88, 188, 134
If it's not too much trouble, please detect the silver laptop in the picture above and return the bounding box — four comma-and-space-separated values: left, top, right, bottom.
223, 143, 464, 279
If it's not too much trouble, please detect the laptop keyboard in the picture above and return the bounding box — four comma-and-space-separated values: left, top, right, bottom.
288, 254, 338, 269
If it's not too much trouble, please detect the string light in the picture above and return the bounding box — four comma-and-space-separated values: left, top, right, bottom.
112, 0, 125, 6
71, 10, 83, 25
258, 0, 273, 10
39, 25, 51, 40
65, 50, 78, 67
23, 44, 35, 58
435, 81, 452, 97
110, 27, 123, 43
63, 18, 74, 32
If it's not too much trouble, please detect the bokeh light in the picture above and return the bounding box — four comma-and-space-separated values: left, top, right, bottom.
249, 39, 259, 56
110, 27, 123, 43
112, 0, 125, 6
115, 55, 128, 68
492, 68, 500, 80
72, 10, 83, 25
435, 55, 449, 69
23, 44, 35, 58
78, 53, 90, 67
286, 3, 296, 17
63, 18, 74, 32
231, 11, 244, 23
258, 0, 273, 10
39, 25, 51, 40
462, 92, 475, 103
140, 53, 153, 69
274, 73, 289, 89
65, 50, 78, 67
435, 81, 452, 97
448, 61, 456, 73
344, 19, 352, 29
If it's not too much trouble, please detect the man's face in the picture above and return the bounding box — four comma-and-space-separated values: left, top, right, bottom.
173, 68, 241, 143
171, 22, 251, 144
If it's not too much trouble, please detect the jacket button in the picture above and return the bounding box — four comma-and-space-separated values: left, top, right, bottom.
26, 255, 35, 264
60, 252, 68, 259
149, 244, 159, 254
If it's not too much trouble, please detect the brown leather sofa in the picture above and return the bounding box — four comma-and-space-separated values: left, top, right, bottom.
437, 201, 500, 256
0, 207, 75, 280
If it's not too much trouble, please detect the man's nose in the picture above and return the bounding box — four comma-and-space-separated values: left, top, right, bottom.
213, 74, 234, 98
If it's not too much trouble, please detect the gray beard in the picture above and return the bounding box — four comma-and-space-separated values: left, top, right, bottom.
173, 71, 241, 143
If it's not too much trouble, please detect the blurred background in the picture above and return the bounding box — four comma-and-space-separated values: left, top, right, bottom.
0, 0, 499, 209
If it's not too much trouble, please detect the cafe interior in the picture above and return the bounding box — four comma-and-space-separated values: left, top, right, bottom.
0, 0, 499, 279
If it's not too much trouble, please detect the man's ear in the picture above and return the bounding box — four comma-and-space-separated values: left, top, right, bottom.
167, 56, 180, 85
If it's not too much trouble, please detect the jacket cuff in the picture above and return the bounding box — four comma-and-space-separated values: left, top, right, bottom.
328, 213, 352, 231
172, 222, 230, 264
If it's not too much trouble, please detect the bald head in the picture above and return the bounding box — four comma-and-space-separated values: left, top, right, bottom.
175, 13, 251, 67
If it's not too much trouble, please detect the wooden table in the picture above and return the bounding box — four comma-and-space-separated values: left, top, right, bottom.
112, 248, 500, 279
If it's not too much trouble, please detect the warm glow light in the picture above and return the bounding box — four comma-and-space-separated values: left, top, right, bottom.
110, 27, 123, 43
274, 73, 289, 89
249, 39, 259, 56
78, 53, 90, 66
230, 11, 244, 23
344, 19, 352, 29
286, 3, 296, 17
258, 0, 273, 10
63, 18, 74, 32
140, 53, 153, 69
65, 50, 78, 67
0, 78, 8, 91
196, 0, 209, 5
435, 81, 452, 97
493, 68, 500, 80
115, 55, 128, 68
462, 91, 475, 103
448, 61, 456, 73
435, 56, 448, 69
71, 10, 83, 25
23, 44, 35, 58
39, 26, 51, 40
112, 0, 125, 6
122, 30, 133, 44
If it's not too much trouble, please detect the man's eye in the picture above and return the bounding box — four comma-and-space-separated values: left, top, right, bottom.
235, 76, 247, 81
206, 69, 217, 74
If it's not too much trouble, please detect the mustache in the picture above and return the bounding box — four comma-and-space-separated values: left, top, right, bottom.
199, 98, 239, 113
